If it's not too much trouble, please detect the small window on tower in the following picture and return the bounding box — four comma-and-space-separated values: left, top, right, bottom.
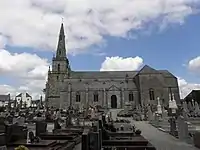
76, 92, 81, 102
149, 88, 155, 100
57, 76, 59, 80
58, 64, 60, 72
59, 51, 61, 55
129, 92, 134, 101
94, 92, 98, 102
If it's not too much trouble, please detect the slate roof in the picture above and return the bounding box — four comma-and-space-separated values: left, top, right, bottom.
16, 93, 32, 98
16, 93, 22, 97
70, 71, 138, 79
26, 93, 32, 98
138, 65, 159, 74
69, 65, 176, 79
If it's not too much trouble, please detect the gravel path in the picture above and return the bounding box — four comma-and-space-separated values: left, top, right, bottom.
132, 121, 199, 150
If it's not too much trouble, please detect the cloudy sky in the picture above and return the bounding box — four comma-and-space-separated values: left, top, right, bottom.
0, 0, 200, 99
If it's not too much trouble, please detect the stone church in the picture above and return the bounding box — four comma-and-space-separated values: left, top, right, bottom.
45, 23, 180, 109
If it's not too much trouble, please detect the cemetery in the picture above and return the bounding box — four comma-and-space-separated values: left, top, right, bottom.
1, 92, 200, 150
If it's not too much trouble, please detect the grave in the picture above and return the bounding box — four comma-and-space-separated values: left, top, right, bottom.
177, 115, 189, 142
82, 116, 156, 150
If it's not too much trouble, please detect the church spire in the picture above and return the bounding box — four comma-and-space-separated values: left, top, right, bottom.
56, 23, 66, 59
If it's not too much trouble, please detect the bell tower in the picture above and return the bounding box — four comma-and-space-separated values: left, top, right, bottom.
52, 23, 71, 80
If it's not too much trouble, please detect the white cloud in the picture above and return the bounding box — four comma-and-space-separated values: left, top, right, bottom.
0, 49, 49, 79
0, 35, 6, 49
0, 0, 199, 53
188, 56, 200, 73
0, 47, 49, 99
100, 56, 143, 71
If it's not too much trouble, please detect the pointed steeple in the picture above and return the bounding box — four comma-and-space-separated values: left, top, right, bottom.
56, 23, 66, 59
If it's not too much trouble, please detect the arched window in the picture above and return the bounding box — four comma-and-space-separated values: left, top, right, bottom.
129, 92, 134, 101
94, 92, 98, 102
149, 88, 155, 100
76, 92, 81, 102
58, 64, 60, 72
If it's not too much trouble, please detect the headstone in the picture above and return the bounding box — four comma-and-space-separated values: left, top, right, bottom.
162, 110, 168, 118
182, 109, 188, 120
99, 129, 102, 150
0, 117, 5, 133
35, 121, 47, 137
177, 115, 188, 141
66, 115, 72, 127
169, 117, 177, 136
56, 110, 61, 120
12, 117, 17, 124
183, 102, 189, 113
90, 132, 99, 150
194, 101, 200, 115
54, 119, 61, 130
82, 129, 90, 150
154, 114, 160, 127
188, 101, 193, 112
147, 105, 153, 121
17, 116, 25, 126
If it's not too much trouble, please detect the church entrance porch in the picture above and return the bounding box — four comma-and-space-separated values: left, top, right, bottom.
111, 95, 117, 108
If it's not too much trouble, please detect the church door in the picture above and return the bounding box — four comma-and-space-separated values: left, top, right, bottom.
111, 95, 117, 108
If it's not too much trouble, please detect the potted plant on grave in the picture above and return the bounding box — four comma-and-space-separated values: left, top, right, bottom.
15, 145, 29, 150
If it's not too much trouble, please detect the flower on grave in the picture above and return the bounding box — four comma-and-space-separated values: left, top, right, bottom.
15, 145, 29, 150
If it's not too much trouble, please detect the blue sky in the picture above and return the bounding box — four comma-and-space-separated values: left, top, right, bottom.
0, 0, 200, 99
67, 14, 200, 83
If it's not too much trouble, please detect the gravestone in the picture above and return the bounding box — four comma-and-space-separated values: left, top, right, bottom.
99, 129, 102, 150
177, 116, 188, 141
18, 116, 25, 126
56, 110, 61, 120
154, 114, 160, 127
12, 117, 17, 124
35, 121, 47, 137
54, 119, 61, 130
82, 129, 90, 150
183, 102, 189, 113
169, 117, 177, 136
194, 101, 200, 116
0, 117, 5, 133
65, 115, 72, 127
182, 109, 188, 121
188, 102, 193, 112
90, 132, 99, 150
162, 110, 168, 119
147, 105, 153, 121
